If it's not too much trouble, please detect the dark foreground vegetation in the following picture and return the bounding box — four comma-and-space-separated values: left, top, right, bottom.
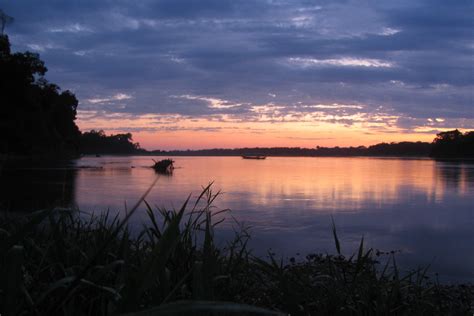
1, 186, 472, 316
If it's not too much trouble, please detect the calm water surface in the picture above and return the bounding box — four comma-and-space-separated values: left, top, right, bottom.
2, 156, 474, 281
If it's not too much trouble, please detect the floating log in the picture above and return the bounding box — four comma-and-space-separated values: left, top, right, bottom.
152, 159, 175, 173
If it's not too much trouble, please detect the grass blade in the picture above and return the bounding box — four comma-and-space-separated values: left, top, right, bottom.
331, 216, 341, 255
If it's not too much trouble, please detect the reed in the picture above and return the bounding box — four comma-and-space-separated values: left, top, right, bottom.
0, 185, 472, 315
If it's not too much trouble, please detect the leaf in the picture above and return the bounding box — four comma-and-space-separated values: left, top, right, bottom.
121, 195, 190, 311
1, 209, 53, 252
331, 216, 341, 255
35, 276, 121, 306
51, 176, 161, 314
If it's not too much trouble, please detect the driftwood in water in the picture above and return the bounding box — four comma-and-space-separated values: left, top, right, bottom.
152, 159, 174, 173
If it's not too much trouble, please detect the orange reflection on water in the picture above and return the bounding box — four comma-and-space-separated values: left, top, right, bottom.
73, 157, 472, 215
175, 157, 449, 211
72, 156, 474, 281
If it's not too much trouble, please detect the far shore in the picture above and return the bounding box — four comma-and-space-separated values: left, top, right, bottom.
3, 152, 474, 161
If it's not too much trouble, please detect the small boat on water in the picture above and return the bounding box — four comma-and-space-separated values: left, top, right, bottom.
242, 155, 266, 160
152, 159, 175, 173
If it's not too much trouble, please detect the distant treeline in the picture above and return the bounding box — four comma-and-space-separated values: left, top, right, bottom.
150, 131, 473, 158
150, 142, 433, 157
79, 130, 144, 155
75, 129, 474, 158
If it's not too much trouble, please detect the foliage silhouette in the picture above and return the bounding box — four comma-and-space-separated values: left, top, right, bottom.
79, 130, 143, 154
0, 34, 80, 155
431, 129, 474, 158
149, 142, 434, 157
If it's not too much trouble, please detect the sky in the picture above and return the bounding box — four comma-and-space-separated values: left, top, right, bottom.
2, 0, 473, 149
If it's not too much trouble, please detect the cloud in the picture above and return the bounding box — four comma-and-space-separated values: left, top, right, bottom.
2, 0, 472, 138
286, 57, 394, 68
48, 23, 93, 33
176, 95, 244, 109
86, 93, 133, 104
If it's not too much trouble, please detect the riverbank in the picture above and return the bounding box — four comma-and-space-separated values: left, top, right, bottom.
1, 186, 472, 315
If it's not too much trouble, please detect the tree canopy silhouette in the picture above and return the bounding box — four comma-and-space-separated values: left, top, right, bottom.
430, 130, 474, 158
0, 33, 80, 155
148, 142, 434, 157
79, 130, 142, 154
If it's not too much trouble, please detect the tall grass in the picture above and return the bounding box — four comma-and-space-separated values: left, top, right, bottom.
0, 184, 472, 315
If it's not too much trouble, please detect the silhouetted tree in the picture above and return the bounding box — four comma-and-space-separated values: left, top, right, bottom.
431, 129, 474, 158
0, 29, 80, 155
148, 142, 434, 157
79, 130, 142, 154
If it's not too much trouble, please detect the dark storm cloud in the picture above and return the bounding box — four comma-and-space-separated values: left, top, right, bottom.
2, 0, 473, 130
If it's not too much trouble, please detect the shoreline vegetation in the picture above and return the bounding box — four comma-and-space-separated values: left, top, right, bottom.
34, 128, 474, 159
80, 128, 473, 159
1, 186, 472, 315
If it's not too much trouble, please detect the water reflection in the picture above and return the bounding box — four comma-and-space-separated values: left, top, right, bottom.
0, 159, 77, 211
434, 161, 474, 194
1, 156, 473, 281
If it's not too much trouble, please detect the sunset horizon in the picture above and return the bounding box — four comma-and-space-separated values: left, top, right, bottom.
3, 1, 472, 150
77, 125, 458, 151
1, 1, 473, 314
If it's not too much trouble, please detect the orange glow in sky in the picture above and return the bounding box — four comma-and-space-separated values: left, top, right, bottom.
76, 111, 443, 150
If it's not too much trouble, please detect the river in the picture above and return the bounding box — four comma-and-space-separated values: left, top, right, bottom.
1, 156, 473, 282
